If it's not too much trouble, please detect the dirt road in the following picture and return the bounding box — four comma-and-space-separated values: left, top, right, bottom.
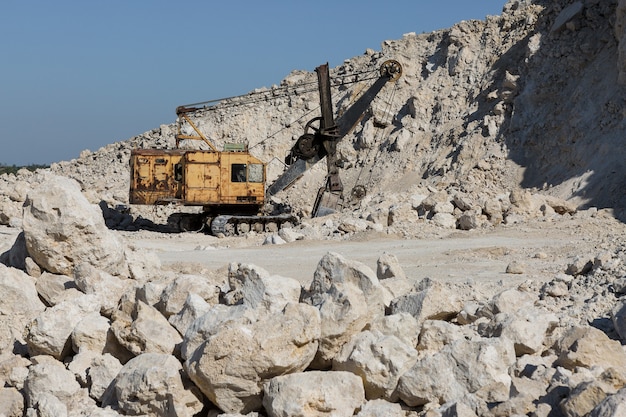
2, 212, 620, 300
120, 212, 623, 295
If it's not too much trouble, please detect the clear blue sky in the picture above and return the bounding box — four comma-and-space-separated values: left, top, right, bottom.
1, 1, 505, 166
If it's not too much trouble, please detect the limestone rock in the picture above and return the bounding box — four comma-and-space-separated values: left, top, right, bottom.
21, 175, 127, 276
589, 388, 626, 417
73, 263, 133, 316
376, 252, 407, 280
491, 307, 558, 356
263, 233, 287, 245
457, 212, 481, 230
303, 281, 371, 369
224, 262, 301, 314
26, 294, 101, 360
0, 263, 45, 315
124, 246, 162, 282
184, 302, 320, 414
71, 312, 111, 354
338, 218, 368, 233
168, 293, 212, 336
180, 304, 256, 361
506, 260, 526, 274
87, 353, 123, 402
157, 273, 220, 318
23, 357, 82, 410
263, 371, 365, 417
397, 337, 515, 406
35, 272, 82, 306
560, 380, 611, 417
302, 252, 388, 368
554, 326, 626, 372
0, 197, 21, 227
417, 319, 471, 353
111, 300, 182, 356
308, 251, 387, 312
389, 280, 463, 326
333, 330, 418, 400
0, 355, 31, 390
0, 232, 28, 271
356, 399, 406, 417
432, 212, 457, 228
102, 353, 203, 417
490, 288, 535, 315
278, 227, 304, 242
396, 347, 466, 406
0, 387, 24, 417
612, 300, 626, 343
67, 350, 102, 388
369, 312, 420, 348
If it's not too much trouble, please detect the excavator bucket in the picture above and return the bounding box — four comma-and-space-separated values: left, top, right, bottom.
312, 188, 343, 217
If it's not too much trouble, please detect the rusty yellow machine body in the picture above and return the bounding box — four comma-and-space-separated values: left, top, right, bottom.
129, 148, 265, 211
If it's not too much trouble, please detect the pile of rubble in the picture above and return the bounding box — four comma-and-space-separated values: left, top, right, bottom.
1, 174, 626, 416
2, 0, 626, 415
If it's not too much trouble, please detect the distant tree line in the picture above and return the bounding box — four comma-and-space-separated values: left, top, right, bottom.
0, 163, 49, 175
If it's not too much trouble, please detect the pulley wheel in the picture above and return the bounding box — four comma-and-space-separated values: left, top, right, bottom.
380, 59, 402, 81
294, 133, 319, 160
351, 185, 367, 200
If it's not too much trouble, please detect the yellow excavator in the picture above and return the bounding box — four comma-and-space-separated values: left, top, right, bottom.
129, 59, 402, 235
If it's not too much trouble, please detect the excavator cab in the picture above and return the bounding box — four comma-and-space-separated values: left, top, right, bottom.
129, 146, 265, 214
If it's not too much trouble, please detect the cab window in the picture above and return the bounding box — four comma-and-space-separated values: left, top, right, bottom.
248, 164, 263, 183
231, 164, 247, 182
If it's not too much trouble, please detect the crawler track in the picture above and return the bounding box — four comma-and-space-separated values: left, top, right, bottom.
210, 213, 299, 236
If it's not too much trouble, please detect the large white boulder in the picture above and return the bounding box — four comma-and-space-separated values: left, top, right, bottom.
34, 272, 82, 306
70, 312, 111, 354
87, 353, 124, 402
168, 293, 212, 336
302, 252, 387, 368
102, 353, 203, 417
184, 302, 320, 414
489, 307, 558, 356
369, 312, 420, 348
224, 262, 302, 314
389, 279, 463, 326
308, 252, 388, 313
157, 273, 220, 318
23, 357, 83, 411
26, 294, 101, 360
73, 263, 134, 317
180, 304, 256, 361
0, 387, 24, 417
0, 263, 45, 315
21, 175, 127, 276
554, 326, 626, 372
110, 300, 182, 356
333, 330, 418, 400
397, 337, 516, 406
263, 371, 365, 417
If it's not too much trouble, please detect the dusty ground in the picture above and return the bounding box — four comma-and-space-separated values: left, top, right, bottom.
107, 209, 626, 299
3, 208, 622, 301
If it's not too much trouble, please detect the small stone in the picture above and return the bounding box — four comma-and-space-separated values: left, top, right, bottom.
506, 261, 526, 274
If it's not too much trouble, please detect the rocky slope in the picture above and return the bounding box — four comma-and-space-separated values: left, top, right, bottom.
10, 0, 613, 229
1, 0, 626, 416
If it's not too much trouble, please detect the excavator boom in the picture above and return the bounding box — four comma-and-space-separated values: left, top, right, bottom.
267, 59, 402, 217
